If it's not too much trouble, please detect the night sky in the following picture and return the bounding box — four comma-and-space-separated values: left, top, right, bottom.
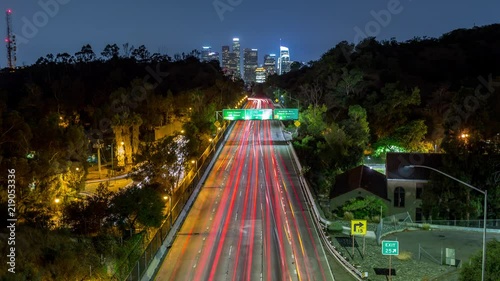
2, 0, 499, 67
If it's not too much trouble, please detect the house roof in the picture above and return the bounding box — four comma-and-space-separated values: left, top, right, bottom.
330, 165, 388, 200
385, 152, 443, 180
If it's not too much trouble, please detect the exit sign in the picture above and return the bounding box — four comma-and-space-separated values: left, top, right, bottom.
382, 240, 399, 255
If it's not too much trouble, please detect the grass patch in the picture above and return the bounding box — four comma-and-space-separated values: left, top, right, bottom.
396, 250, 413, 261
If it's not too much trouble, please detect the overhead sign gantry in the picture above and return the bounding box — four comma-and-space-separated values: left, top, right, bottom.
222, 108, 298, 121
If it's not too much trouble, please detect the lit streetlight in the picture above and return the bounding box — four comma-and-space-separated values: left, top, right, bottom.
163, 194, 173, 226
405, 165, 487, 281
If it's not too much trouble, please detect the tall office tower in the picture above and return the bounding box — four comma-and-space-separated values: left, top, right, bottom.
243, 48, 258, 84
201, 46, 211, 61
263, 54, 277, 76
278, 46, 291, 75
232, 38, 241, 79
201, 46, 219, 63
255, 67, 266, 83
228, 52, 238, 78
221, 45, 230, 75
207, 51, 219, 62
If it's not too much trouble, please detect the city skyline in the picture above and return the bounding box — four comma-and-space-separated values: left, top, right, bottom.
2, 1, 499, 67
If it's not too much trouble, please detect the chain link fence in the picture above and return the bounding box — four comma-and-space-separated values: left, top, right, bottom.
375, 212, 413, 244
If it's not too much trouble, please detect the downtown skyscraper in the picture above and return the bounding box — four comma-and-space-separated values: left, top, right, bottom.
222, 38, 241, 80
278, 46, 291, 75
201, 46, 219, 62
243, 48, 258, 84
263, 54, 277, 76
231, 38, 241, 79
221, 45, 231, 75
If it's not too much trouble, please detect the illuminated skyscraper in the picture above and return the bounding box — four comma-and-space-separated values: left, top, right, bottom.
263, 54, 277, 76
278, 46, 291, 75
201, 46, 211, 61
255, 67, 266, 83
201, 46, 219, 63
221, 45, 230, 74
232, 38, 241, 79
243, 48, 258, 84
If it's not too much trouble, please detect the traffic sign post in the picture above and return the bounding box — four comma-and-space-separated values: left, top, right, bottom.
382, 240, 399, 281
351, 220, 367, 235
382, 240, 399, 255
351, 220, 367, 257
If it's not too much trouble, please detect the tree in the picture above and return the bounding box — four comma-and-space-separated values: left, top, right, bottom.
55, 52, 73, 64
373, 120, 432, 157
122, 43, 134, 58
336, 67, 364, 97
74, 44, 96, 62
131, 45, 151, 63
132, 134, 189, 195
299, 104, 328, 137
339, 196, 388, 219
109, 184, 164, 236
460, 239, 500, 281
63, 184, 113, 235
290, 61, 303, 72
368, 83, 421, 139
101, 43, 120, 60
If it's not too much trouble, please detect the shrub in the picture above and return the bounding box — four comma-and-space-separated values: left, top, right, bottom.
371, 216, 381, 223
328, 222, 344, 234
343, 211, 354, 220
422, 223, 431, 230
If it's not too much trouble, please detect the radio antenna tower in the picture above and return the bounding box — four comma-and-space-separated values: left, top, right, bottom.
6, 9, 17, 70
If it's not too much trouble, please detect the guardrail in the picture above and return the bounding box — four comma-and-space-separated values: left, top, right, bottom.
287, 139, 365, 280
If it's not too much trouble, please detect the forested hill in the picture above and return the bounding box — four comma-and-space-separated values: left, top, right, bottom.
266, 23, 500, 147
272, 23, 500, 94
0, 54, 240, 116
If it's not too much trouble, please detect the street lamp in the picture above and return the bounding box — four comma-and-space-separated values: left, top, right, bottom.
405, 165, 487, 281
162, 194, 173, 226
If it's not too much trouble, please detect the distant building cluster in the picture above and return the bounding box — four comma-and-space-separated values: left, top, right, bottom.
200, 37, 292, 85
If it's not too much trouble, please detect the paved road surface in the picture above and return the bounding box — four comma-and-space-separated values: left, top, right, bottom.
154, 98, 334, 281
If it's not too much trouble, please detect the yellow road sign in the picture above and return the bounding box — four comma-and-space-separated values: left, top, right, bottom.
351, 220, 367, 235
294, 120, 300, 127
214, 121, 221, 128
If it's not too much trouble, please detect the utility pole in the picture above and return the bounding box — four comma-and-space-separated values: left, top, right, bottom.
93, 140, 104, 179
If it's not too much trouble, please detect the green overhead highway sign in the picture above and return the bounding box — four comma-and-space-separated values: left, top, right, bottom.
222, 109, 245, 120
246, 109, 273, 120
222, 108, 299, 121
222, 109, 273, 120
274, 108, 299, 120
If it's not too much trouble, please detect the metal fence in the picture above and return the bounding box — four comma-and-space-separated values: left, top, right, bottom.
414, 219, 500, 229
376, 212, 413, 244
110, 123, 229, 281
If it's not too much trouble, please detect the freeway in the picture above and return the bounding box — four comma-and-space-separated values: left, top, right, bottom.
154, 97, 334, 281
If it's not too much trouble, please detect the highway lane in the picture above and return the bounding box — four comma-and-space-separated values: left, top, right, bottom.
155, 98, 334, 281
